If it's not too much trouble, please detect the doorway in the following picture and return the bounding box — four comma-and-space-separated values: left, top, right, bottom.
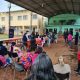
69, 28, 73, 35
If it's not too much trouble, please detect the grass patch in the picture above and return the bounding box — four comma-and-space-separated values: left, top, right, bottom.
0, 34, 22, 39
0, 34, 8, 39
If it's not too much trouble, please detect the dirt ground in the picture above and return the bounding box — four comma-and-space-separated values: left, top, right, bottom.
0, 37, 80, 80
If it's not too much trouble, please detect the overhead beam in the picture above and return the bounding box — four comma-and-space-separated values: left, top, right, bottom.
71, 0, 75, 14
50, 0, 64, 13
79, 2, 80, 15
62, 0, 69, 13
20, 0, 50, 16
42, 0, 58, 13
31, 0, 55, 15
6, 0, 50, 17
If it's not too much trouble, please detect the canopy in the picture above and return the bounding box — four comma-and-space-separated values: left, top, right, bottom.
5, 0, 80, 17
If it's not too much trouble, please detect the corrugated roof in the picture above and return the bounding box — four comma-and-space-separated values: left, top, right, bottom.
5, 0, 80, 17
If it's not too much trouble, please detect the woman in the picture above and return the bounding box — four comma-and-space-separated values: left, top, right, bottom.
25, 52, 57, 80
68, 33, 73, 48
75, 32, 79, 45
32, 46, 43, 64
54, 56, 71, 80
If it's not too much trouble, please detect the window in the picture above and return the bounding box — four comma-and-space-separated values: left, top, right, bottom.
49, 29, 53, 32
24, 26, 29, 29
19, 26, 22, 29
18, 16, 22, 20
10, 16, 13, 21
32, 14, 37, 19
1, 17, 5, 21
23, 15, 28, 20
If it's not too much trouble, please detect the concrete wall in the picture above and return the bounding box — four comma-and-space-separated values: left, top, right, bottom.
46, 14, 80, 36
0, 10, 46, 35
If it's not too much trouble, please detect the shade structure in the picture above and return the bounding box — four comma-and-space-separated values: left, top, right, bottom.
5, 0, 80, 17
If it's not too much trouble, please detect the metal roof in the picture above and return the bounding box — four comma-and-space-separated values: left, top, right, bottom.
5, 0, 80, 17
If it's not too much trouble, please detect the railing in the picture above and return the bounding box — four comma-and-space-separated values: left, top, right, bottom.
0, 37, 22, 44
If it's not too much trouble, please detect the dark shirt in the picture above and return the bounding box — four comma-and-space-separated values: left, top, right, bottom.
64, 32, 68, 38
0, 45, 7, 56
22, 33, 27, 42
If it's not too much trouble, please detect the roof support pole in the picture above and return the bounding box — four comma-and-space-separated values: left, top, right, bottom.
8, 3, 11, 29
71, 0, 75, 14
30, 11, 32, 33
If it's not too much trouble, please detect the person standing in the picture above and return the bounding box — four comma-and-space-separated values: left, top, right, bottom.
68, 32, 73, 48
75, 31, 79, 45
63, 30, 68, 43
22, 31, 28, 50
30, 32, 37, 51
35, 32, 39, 38
55, 33, 58, 43
47, 32, 52, 47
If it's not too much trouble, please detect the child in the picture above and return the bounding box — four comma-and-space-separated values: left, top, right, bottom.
9, 42, 20, 62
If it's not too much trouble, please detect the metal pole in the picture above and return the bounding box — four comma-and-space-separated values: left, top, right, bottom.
48, 18, 49, 25
42, 16, 43, 34
30, 11, 32, 33
8, 3, 11, 29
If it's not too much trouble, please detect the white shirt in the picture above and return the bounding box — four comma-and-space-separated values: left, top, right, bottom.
53, 64, 71, 74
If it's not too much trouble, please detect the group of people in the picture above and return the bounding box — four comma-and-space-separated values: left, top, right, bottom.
1, 29, 80, 80
22, 31, 58, 50
47, 32, 58, 47
4, 27, 80, 80
63, 30, 80, 75
0, 39, 71, 80
63, 30, 79, 48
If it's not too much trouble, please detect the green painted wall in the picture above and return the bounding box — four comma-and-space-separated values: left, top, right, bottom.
49, 14, 80, 24
46, 14, 80, 36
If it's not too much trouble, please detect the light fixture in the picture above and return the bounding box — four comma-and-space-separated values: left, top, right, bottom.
42, 3, 44, 7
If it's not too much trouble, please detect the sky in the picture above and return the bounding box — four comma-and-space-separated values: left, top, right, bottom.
0, 0, 24, 12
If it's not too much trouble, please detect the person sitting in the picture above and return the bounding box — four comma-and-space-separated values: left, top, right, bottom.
53, 56, 71, 80
68, 33, 73, 48
36, 36, 42, 47
9, 42, 19, 62
0, 41, 9, 67
25, 52, 57, 80
0, 55, 6, 67
19, 50, 32, 71
0, 41, 8, 56
32, 46, 43, 64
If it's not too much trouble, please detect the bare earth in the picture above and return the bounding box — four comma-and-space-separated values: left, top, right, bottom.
0, 37, 80, 80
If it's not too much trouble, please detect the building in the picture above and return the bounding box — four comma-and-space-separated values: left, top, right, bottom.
0, 10, 47, 35
46, 14, 80, 36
